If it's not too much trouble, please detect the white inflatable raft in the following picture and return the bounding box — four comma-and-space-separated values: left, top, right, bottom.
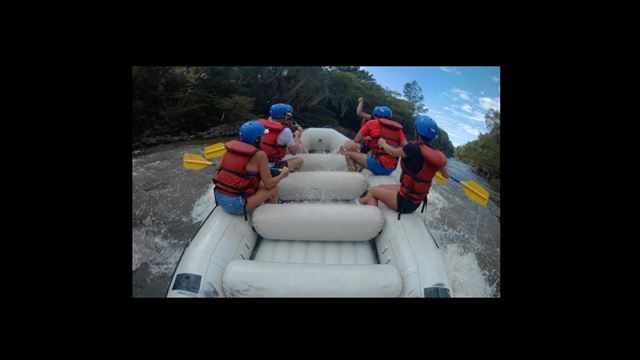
167, 127, 451, 297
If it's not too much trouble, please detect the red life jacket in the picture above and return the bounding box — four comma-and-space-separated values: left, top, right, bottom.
369, 118, 404, 169
213, 140, 260, 198
398, 142, 447, 207
359, 117, 369, 130
259, 118, 287, 164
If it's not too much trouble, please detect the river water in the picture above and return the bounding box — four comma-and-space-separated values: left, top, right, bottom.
132, 138, 500, 297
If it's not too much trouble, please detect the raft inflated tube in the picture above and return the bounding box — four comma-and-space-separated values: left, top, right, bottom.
282, 154, 349, 171
223, 260, 402, 297
300, 128, 350, 153
252, 204, 384, 241
278, 172, 368, 201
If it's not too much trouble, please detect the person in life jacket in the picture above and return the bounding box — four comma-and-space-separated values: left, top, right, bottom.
357, 115, 449, 219
280, 103, 309, 155
340, 105, 408, 175
213, 120, 290, 219
259, 103, 307, 172
337, 96, 376, 155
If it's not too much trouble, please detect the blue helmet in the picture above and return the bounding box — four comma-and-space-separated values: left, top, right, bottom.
373, 106, 392, 119
285, 104, 293, 113
239, 120, 269, 144
270, 103, 293, 120
415, 115, 438, 142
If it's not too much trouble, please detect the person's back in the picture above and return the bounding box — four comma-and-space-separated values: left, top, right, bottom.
343, 105, 407, 175
362, 116, 405, 169
356, 115, 448, 219
214, 120, 290, 219
259, 118, 287, 164
398, 139, 447, 214
259, 103, 305, 171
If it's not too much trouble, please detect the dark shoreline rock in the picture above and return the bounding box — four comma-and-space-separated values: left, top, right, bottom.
133, 121, 357, 152
132, 121, 246, 152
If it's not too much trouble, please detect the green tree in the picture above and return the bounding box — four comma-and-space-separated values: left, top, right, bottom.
485, 109, 500, 131
453, 108, 501, 190
132, 66, 427, 146
432, 128, 455, 158
403, 80, 428, 115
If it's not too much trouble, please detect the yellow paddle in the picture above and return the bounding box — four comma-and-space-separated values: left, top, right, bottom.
432, 172, 490, 207
203, 143, 226, 159
449, 175, 490, 207
183, 153, 215, 170
183, 151, 284, 177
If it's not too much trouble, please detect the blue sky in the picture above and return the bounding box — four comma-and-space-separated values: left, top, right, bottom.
361, 66, 500, 147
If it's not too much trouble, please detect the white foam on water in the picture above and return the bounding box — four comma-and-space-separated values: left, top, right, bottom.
190, 184, 216, 223
133, 226, 167, 271
423, 188, 448, 219
132, 217, 181, 276
440, 243, 496, 297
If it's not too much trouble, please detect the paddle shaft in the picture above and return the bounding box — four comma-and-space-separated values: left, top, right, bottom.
449, 175, 462, 184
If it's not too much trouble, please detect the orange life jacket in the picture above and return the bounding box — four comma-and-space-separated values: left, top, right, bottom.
259, 119, 287, 164
369, 118, 404, 169
398, 142, 447, 216
213, 140, 260, 199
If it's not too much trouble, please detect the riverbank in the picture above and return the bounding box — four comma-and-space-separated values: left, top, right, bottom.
450, 158, 500, 208
132, 121, 356, 153
132, 121, 247, 151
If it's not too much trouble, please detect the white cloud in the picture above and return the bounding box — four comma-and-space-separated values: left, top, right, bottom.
440, 67, 461, 75
445, 103, 485, 122
452, 88, 473, 101
479, 97, 501, 111
463, 111, 486, 122
429, 107, 485, 146
492, 76, 500, 82
460, 123, 482, 137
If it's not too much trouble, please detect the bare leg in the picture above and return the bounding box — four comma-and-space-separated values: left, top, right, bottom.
246, 186, 279, 212
344, 151, 368, 172
338, 140, 361, 154
285, 157, 304, 171
360, 185, 401, 210
295, 140, 309, 154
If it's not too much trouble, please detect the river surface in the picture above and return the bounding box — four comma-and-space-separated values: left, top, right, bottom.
132, 138, 500, 297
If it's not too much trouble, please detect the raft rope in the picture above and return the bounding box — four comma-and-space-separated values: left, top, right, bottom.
425, 219, 440, 249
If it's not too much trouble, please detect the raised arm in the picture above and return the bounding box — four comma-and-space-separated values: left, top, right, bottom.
356, 97, 372, 120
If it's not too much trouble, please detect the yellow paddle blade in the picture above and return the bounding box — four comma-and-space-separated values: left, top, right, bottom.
203, 143, 226, 159
460, 180, 490, 207
433, 172, 447, 185
183, 153, 212, 170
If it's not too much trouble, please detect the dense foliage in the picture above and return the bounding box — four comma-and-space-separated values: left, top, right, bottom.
454, 110, 501, 190
132, 66, 454, 155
